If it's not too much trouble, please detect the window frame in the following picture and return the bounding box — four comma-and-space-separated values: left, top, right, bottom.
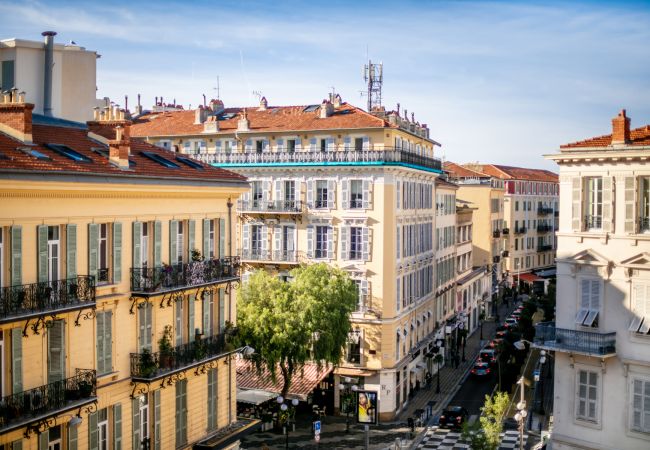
575, 368, 600, 425
630, 376, 650, 436
314, 226, 328, 259
576, 277, 602, 328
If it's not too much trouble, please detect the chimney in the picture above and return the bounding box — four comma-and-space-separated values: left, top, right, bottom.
108, 125, 130, 169
319, 99, 333, 118
209, 99, 225, 114
237, 109, 250, 131
194, 106, 207, 124
42, 31, 57, 117
332, 94, 342, 108
87, 101, 132, 148
135, 94, 142, 115
0, 89, 34, 143
258, 96, 268, 111
611, 109, 631, 145
203, 115, 219, 133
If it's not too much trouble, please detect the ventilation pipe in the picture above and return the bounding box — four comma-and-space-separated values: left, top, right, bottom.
42, 31, 57, 117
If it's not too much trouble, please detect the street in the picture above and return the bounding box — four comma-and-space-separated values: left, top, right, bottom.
448, 361, 498, 420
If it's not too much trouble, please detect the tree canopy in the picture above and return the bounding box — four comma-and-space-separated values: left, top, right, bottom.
237, 263, 358, 397
462, 391, 510, 450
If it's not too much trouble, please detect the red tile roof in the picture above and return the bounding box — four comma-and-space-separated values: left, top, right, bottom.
0, 119, 247, 184
236, 360, 332, 401
444, 161, 489, 178
435, 178, 459, 189
131, 103, 396, 137
560, 125, 650, 149
470, 164, 558, 183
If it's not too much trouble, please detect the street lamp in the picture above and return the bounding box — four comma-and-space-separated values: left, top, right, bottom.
537, 350, 547, 415
276, 395, 299, 449
514, 377, 528, 450
338, 377, 358, 433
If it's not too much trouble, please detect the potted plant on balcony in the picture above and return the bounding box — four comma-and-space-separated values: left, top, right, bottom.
139, 348, 157, 378
158, 325, 174, 369
78, 379, 93, 398
191, 249, 204, 262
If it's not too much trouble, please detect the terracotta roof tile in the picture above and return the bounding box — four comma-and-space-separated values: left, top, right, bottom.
469, 164, 558, 183
131, 103, 393, 137
435, 178, 459, 189
560, 125, 650, 149
0, 120, 247, 183
443, 161, 489, 178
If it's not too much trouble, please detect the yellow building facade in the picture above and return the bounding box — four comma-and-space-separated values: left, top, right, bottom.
131, 95, 445, 420
0, 95, 252, 449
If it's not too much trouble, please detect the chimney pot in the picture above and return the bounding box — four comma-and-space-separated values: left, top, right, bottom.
611, 109, 631, 145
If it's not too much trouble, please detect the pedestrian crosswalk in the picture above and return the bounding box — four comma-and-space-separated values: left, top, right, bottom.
416, 427, 528, 449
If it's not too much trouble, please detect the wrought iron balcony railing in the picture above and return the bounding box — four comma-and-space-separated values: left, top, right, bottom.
537, 244, 553, 252
639, 217, 650, 233
239, 249, 301, 264
493, 256, 501, 263
537, 207, 554, 215
0, 276, 95, 324
584, 215, 602, 230
237, 200, 303, 214
239, 249, 270, 262
537, 225, 553, 233
130, 333, 229, 380
492, 230, 501, 238
130, 257, 239, 294
533, 322, 616, 357
502, 228, 510, 235
194, 147, 443, 172
0, 369, 96, 433
272, 250, 299, 263
502, 250, 510, 257
514, 227, 527, 235
97, 268, 111, 285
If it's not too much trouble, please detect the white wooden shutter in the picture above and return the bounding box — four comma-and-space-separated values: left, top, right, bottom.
203, 292, 213, 336
154, 221, 162, 267
327, 137, 335, 151
274, 226, 282, 259
10, 226, 21, 286
309, 138, 317, 151
327, 180, 336, 209
203, 219, 211, 258
11, 328, 22, 393
341, 180, 349, 209
261, 225, 269, 256
327, 226, 334, 259
602, 177, 613, 232
340, 226, 349, 260
363, 179, 372, 209
169, 220, 178, 264
307, 180, 314, 207
287, 226, 295, 252
396, 226, 400, 259
572, 177, 582, 231
139, 303, 152, 351
307, 226, 314, 258
245, 139, 252, 152
361, 279, 369, 309
188, 219, 196, 256
263, 180, 271, 203
625, 177, 637, 234
362, 227, 370, 261
276, 138, 284, 151
242, 223, 250, 254
37, 225, 48, 283
113, 222, 122, 283
131, 398, 141, 450
67, 224, 77, 279
188, 294, 196, 342
274, 180, 282, 204
133, 222, 142, 269
154, 390, 161, 450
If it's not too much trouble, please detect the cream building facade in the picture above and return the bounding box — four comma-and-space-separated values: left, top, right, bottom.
131, 95, 447, 420
540, 110, 650, 450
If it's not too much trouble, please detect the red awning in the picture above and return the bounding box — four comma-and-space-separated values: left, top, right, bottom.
236, 360, 332, 401
518, 273, 542, 283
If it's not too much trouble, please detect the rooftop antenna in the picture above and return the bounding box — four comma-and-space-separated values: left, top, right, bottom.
252, 90, 263, 102
213, 76, 220, 100
363, 60, 383, 112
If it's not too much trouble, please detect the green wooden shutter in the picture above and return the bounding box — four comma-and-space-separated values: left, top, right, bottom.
113, 403, 122, 450
203, 219, 210, 258
175, 383, 182, 447
169, 220, 178, 265
131, 398, 141, 450
175, 301, 183, 346
11, 328, 22, 393
113, 222, 122, 283
37, 225, 48, 283
96, 312, 105, 374
88, 224, 99, 280
219, 289, 225, 331
219, 218, 226, 258
154, 390, 161, 450
188, 219, 196, 258
67, 424, 78, 450
188, 294, 195, 343
105, 311, 113, 373
10, 226, 22, 286
154, 221, 162, 267
38, 430, 48, 450
133, 222, 142, 269
12, 439, 23, 450
139, 302, 152, 351
208, 368, 218, 430
48, 320, 65, 383
88, 411, 98, 450
67, 224, 77, 279
625, 177, 637, 234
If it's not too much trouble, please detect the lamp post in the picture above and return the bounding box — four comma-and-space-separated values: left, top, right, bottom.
338, 377, 358, 433
538, 350, 547, 415
514, 377, 528, 450
277, 395, 299, 449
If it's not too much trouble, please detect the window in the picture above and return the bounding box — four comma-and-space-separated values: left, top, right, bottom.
631, 378, 650, 433
207, 220, 215, 259
346, 331, 361, 364
640, 177, 650, 232
141, 223, 149, 267
251, 181, 263, 207
315, 226, 328, 259
576, 279, 601, 327
251, 225, 262, 256
630, 284, 650, 334
585, 177, 603, 229
138, 395, 149, 448
256, 140, 263, 154
284, 180, 295, 203
354, 138, 363, 151
48, 425, 62, 450
98, 408, 109, 450
175, 380, 188, 446
286, 139, 296, 153
576, 370, 598, 422
96, 311, 113, 375
98, 224, 109, 284
349, 227, 362, 260
48, 226, 60, 282
315, 181, 328, 209
350, 180, 363, 208
175, 221, 184, 264
45, 144, 92, 162
140, 152, 180, 169
320, 139, 327, 152
176, 156, 204, 169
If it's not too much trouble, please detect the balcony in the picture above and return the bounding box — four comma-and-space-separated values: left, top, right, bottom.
537, 224, 553, 233
584, 215, 602, 230
493, 256, 501, 263
239, 249, 300, 264
514, 227, 527, 235
537, 244, 553, 252
237, 200, 303, 214
492, 230, 501, 238
533, 322, 616, 357
194, 147, 443, 172
502, 250, 510, 258
0, 369, 96, 435
130, 257, 239, 296
502, 228, 510, 235
0, 276, 95, 325
639, 217, 650, 233
537, 207, 554, 216
130, 333, 230, 381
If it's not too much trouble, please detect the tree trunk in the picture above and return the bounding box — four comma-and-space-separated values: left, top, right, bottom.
280, 361, 294, 399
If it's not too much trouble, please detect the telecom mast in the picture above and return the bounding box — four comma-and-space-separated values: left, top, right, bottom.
363, 60, 383, 112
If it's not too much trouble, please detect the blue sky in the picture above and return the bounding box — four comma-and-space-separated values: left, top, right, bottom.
2, 0, 649, 170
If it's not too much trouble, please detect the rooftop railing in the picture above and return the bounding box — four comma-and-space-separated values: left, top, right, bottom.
194, 147, 442, 172
0, 276, 95, 324
533, 322, 616, 357
130, 257, 239, 294
130, 333, 229, 380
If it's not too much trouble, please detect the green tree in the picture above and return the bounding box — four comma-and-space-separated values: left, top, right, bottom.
237, 263, 357, 398
462, 391, 510, 450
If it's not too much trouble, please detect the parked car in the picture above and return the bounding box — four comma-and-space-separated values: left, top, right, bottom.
505, 317, 519, 327
488, 338, 504, 349
471, 361, 492, 377
439, 406, 469, 429
496, 327, 509, 338
479, 348, 498, 365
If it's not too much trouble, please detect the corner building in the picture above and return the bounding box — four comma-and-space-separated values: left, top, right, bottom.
542, 110, 650, 450
131, 95, 444, 420
0, 94, 252, 449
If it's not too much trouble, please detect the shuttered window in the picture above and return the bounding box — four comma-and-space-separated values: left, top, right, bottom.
207, 368, 218, 430
203, 292, 214, 337
188, 294, 196, 343
218, 289, 226, 332
630, 284, 650, 334
631, 378, 650, 433
138, 302, 153, 351
67, 424, 78, 450
153, 221, 162, 267
154, 390, 161, 450
575, 279, 601, 327
48, 320, 65, 383
96, 311, 113, 375
10, 226, 21, 286
113, 403, 122, 450
576, 370, 599, 422
175, 380, 188, 447
66, 224, 77, 279
11, 328, 22, 393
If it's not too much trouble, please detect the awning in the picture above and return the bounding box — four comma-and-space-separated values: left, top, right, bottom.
236, 389, 277, 405
333, 367, 374, 377
535, 268, 557, 278
518, 273, 542, 283
195, 418, 261, 450
237, 360, 332, 401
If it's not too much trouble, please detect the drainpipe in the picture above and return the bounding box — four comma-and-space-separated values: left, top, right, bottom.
42, 31, 56, 117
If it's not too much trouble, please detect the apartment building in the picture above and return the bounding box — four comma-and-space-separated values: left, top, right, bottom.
463, 164, 559, 288
540, 110, 650, 450
0, 93, 252, 449
131, 95, 444, 420
444, 162, 505, 315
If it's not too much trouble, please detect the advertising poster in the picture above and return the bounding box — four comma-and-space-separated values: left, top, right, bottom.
356, 390, 378, 425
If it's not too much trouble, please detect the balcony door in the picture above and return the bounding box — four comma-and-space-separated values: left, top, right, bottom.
139, 395, 150, 450
282, 226, 295, 258
47, 226, 60, 283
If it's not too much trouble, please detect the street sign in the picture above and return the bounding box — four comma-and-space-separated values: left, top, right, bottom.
534, 369, 540, 382
314, 420, 321, 435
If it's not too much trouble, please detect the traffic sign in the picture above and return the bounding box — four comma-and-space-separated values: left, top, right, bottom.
534, 369, 540, 382
314, 420, 321, 435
